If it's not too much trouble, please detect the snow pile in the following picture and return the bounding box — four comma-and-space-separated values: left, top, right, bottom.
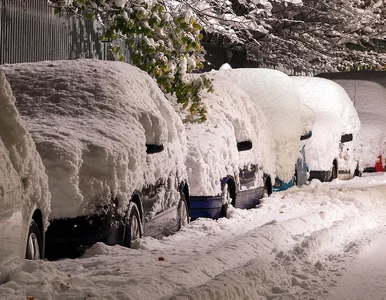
1, 60, 187, 220
332, 80, 386, 169
1, 175, 386, 299
293, 77, 361, 173
213, 68, 315, 182
179, 75, 275, 196
0, 71, 50, 224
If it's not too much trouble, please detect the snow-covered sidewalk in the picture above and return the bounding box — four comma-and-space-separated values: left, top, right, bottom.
2, 174, 386, 300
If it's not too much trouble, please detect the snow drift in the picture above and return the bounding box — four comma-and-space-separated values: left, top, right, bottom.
2, 174, 386, 300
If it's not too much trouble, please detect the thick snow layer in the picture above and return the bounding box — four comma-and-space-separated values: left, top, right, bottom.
179, 75, 276, 196
0, 71, 50, 225
332, 80, 386, 169
1, 174, 386, 299
213, 68, 315, 182
293, 77, 361, 173
1, 60, 187, 220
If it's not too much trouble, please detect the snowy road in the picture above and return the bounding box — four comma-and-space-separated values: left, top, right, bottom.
2, 173, 386, 300
327, 229, 386, 300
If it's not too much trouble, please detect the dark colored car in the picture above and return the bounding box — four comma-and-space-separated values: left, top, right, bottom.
2, 60, 190, 259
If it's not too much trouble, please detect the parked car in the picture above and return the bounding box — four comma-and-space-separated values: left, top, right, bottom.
2, 60, 190, 260
214, 66, 315, 191
292, 76, 361, 181
316, 74, 386, 174
0, 71, 51, 281
179, 75, 276, 219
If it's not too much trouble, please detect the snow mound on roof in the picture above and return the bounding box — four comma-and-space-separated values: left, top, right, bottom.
179, 75, 276, 196
2, 60, 186, 219
333, 80, 386, 169
0, 71, 51, 224
293, 77, 361, 172
213, 68, 314, 182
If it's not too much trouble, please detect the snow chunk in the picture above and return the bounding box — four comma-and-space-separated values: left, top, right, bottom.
219, 63, 232, 70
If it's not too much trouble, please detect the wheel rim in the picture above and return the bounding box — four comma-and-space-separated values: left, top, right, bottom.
179, 200, 188, 227
27, 232, 40, 260
130, 214, 140, 241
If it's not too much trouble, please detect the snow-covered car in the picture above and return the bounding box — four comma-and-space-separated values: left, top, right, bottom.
316, 71, 386, 173
213, 66, 315, 191
2, 60, 190, 260
0, 71, 51, 280
292, 77, 361, 181
323, 79, 386, 173
180, 75, 276, 219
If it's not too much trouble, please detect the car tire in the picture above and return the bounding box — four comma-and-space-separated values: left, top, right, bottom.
220, 184, 232, 218
293, 171, 298, 187
123, 203, 142, 248
330, 164, 337, 181
177, 193, 189, 230
25, 220, 43, 260
264, 177, 273, 196
354, 164, 362, 177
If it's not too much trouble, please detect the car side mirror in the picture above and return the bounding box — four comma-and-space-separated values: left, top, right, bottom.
146, 144, 164, 154
340, 133, 353, 143
237, 141, 253, 152
300, 131, 312, 141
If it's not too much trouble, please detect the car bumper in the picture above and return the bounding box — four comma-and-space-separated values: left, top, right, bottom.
273, 178, 294, 192
235, 187, 264, 209
189, 195, 223, 220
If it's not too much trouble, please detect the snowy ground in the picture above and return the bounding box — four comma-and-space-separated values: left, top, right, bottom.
2, 173, 386, 300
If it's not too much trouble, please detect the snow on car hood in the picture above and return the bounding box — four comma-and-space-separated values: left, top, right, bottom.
293, 77, 361, 172
213, 68, 314, 182
0, 71, 51, 225
1, 60, 187, 219
332, 80, 386, 169
178, 75, 276, 196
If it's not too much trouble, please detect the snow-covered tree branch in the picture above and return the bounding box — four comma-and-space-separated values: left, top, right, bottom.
171, 0, 386, 72
49, 0, 213, 121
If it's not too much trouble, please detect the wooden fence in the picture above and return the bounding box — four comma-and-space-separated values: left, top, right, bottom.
0, 0, 126, 65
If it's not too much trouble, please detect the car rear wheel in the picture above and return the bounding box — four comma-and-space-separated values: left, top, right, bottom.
25, 220, 43, 260
177, 194, 189, 230
293, 171, 298, 187
264, 177, 273, 196
354, 163, 362, 177
330, 164, 337, 181
123, 203, 142, 248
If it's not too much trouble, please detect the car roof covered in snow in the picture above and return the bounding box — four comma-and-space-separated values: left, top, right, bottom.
212, 67, 314, 182
0, 71, 51, 224
1, 60, 187, 219
178, 74, 276, 196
